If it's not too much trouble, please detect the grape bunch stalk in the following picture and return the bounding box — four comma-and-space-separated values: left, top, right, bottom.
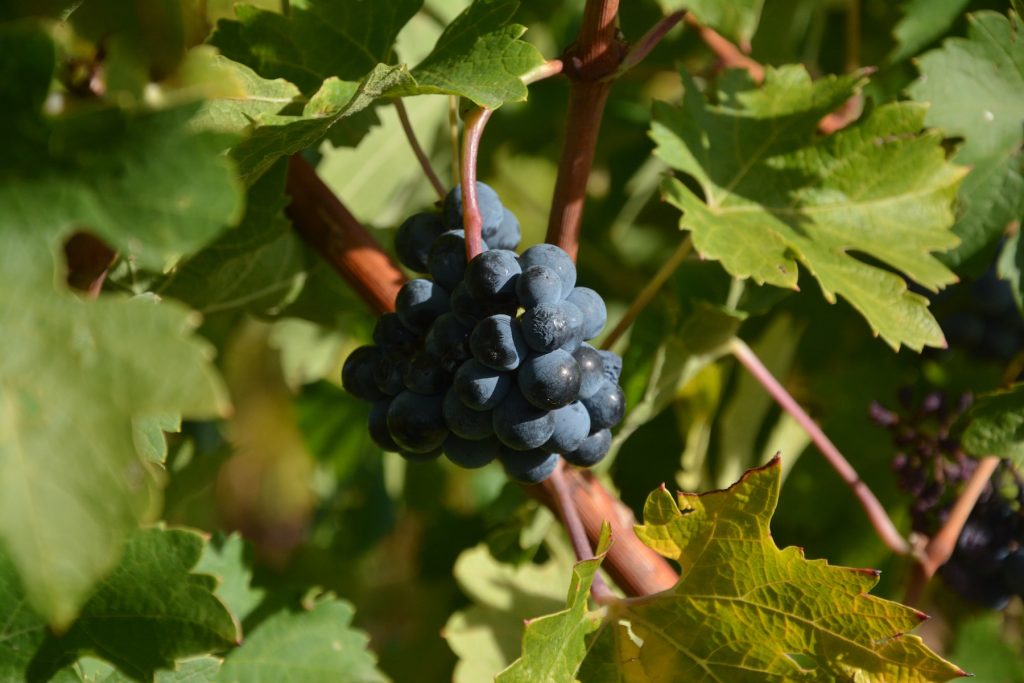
871, 391, 1024, 608
341, 182, 625, 484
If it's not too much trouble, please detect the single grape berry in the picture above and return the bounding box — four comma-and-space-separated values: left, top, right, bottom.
489, 208, 521, 251
453, 359, 512, 411
470, 314, 529, 371
429, 230, 475, 291
386, 391, 448, 453
566, 287, 607, 341
341, 346, 385, 401
372, 355, 405, 396
444, 434, 501, 469
517, 349, 581, 410
516, 265, 562, 308
598, 349, 622, 383
499, 447, 560, 484
559, 300, 584, 353
493, 387, 555, 450
582, 380, 625, 430
521, 302, 576, 353
373, 312, 420, 354
394, 212, 446, 273
564, 429, 611, 467
520, 244, 576, 299
545, 401, 591, 454
368, 399, 399, 451
465, 249, 521, 302
442, 388, 494, 440
402, 352, 452, 394
396, 279, 450, 333
574, 345, 605, 399
424, 313, 471, 366
443, 182, 504, 237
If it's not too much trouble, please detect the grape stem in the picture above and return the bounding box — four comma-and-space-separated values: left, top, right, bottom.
394, 99, 446, 201
283, 155, 679, 597
521, 59, 565, 85
601, 236, 692, 350
460, 106, 493, 262
728, 337, 912, 556
548, 463, 615, 603
619, 11, 687, 74
448, 96, 460, 187
905, 455, 1002, 604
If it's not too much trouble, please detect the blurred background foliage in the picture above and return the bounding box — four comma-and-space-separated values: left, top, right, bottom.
28, 0, 1019, 679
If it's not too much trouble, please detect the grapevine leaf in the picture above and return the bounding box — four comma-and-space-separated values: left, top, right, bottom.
66, 656, 221, 682
0, 528, 237, 682
443, 545, 572, 683
0, 25, 243, 271
133, 413, 182, 464
959, 383, 1024, 464
889, 0, 970, 64
195, 534, 266, 625
159, 160, 306, 316
655, 0, 764, 46
998, 230, 1024, 311
215, 598, 387, 683
908, 11, 1024, 271
190, 56, 303, 136
212, 0, 421, 92
602, 459, 964, 681
395, 0, 546, 108
495, 526, 611, 682
652, 66, 965, 351
230, 63, 415, 185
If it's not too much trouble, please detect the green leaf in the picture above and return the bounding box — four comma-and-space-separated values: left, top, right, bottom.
195, 534, 266, 626
159, 159, 306, 316
133, 413, 183, 463
395, 0, 546, 108
67, 656, 222, 683
212, 0, 421, 92
1, 528, 237, 681
597, 459, 964, 681
443, 544, 572, 682
655, 0, 764, 46
998, 230, 1024, 312
216, 598, 387, 683
230, 63, 415, 185
959, 383, 1024, 464
652, 66, 965, 351
908, 11, 1024, 271
190, 56, 303, 136
496, 526, 610, 683
0, 24, 243, 270
889, 0, 970, 64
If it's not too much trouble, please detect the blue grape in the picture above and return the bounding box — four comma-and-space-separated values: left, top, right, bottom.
386, 391, 448, 453
369, 399, 399, 451
453, 359, 512, 410
563, 429, 611, 467
519, 244, 576, 299
582, 380, 625, 430
444, 434, 501, 469
373, 312, 420, 354
465, 249, 521, 303
516, 265, 562, 308
424, 313, 471, 366
342, 346, 385, 401
521, 301, 576, 352
566, 287, 607, 340
546, 401, 590, 453
493, 387, 556, 450
559, 300, 584, 352
443, 182, 505, 237
429, 230, 476, 291
573, 345, 605, 399
372, 355, 405, 396
394, 212, 446, 273
500, 447, 559, 484
488, 208, 521, 251
396, 279, 450, 333
598, 349, 622, 383
442, 388, 494, 440
470, 314, 528, 371
402, 352, 452, 394
451, 281, 486, 326
517, 349, 581, 410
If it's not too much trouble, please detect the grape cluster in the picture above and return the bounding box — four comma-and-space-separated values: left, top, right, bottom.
342, 183, 625, 484
871, 391, 1024, 608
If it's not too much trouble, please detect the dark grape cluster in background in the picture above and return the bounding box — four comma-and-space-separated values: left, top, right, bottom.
342, 182, 625, 484
871, 391, 1024, 608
